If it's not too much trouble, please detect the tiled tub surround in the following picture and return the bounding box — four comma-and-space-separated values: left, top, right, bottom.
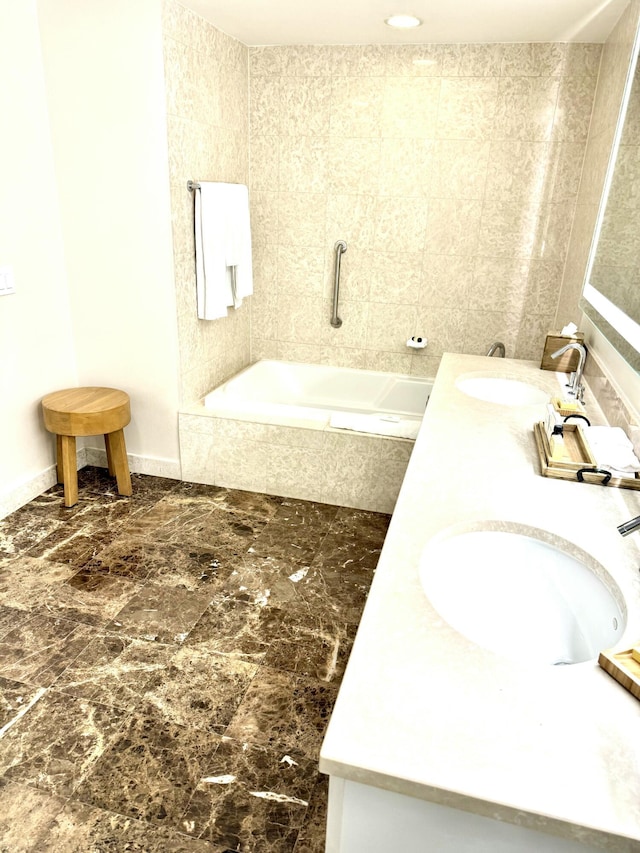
0, 468, 390, 851
249, 42, 603, 376
320, 353, 640, 850
181, 360, 429, 513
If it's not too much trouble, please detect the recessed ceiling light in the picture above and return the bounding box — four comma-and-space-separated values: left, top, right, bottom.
384, 14, 423, 29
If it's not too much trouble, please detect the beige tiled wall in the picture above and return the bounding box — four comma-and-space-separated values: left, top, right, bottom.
249, 42, 602, 377
162, 0, 250, 404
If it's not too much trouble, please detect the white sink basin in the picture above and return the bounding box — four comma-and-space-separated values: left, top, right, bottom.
456, 375, 549, 406
419, 523, 625, 666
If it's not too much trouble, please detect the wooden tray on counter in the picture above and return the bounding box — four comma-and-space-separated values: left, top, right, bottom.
599, 648, 640, 701
533, 422, 640, 490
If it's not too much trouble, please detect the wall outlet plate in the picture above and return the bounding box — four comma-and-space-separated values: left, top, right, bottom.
0, 266, 16, 295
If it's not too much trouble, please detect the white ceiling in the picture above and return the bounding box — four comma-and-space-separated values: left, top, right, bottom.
181, 0, 629, 46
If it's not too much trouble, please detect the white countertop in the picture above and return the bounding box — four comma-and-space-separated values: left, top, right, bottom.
319, 353, 640, 851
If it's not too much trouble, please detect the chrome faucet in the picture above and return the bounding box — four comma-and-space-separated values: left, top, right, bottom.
551, 342, 587, 402
486, 341, 505, 357
618, 515, 640, 536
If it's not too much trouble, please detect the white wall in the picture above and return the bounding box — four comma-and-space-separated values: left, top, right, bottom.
37, 0, 181, 476
0, 0, 78, 516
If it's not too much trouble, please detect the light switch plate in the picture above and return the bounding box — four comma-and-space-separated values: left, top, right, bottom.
0, 266, 16, 295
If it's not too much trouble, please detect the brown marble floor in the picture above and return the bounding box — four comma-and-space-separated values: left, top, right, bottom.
0, 468, 389, 852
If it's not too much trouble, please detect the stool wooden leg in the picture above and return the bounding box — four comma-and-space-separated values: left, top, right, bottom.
59, 434, 78, 507
105, 434, 116, 476
55, 435, 64, 483
105, 429, 132, 496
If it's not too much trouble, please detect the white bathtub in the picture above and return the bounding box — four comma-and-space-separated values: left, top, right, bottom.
180, 360, 433, 513
204, 360, 431, 437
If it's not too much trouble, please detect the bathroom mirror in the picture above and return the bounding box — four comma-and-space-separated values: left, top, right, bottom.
580, 20, 640, 371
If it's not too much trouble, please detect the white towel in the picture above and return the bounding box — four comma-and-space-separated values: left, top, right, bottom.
329, 413, 420, 440
583, 426, 640, 475
194, 182, 253, 319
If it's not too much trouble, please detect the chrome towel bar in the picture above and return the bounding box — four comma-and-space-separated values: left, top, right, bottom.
331, 240, 347, 328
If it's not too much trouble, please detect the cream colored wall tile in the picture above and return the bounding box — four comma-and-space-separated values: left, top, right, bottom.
622, 90, 640, 142
564, 44, 602, 77
410, 353, 440, 377
279, 136, 328, 192
249, 46, 285, 76
469, 257, 531, 312
384, 44, 442, 77
374, 197, 428, 253
365, 351, 413, 373
493, 77, 559, 141
532, 201, 575, 261
277, 292, 325, 342
250, 76, 281, 136
424, 198, 482, 256
484, 141, 551, 203
278, 245, 325, 296
577, 130, 612, 205
378, 138, 434, 197
328, 138, 382, 194
476, 201, 538, 258
323, 430, 412, 462
323, 246, 372, 302
250, 136, 279, 191
278, 341, 325, 363
513, 311, 555, 359
281, 45, 333, 77
440, 44, 502, 77
251, 338, 280, 361
320, 347, 368, 369
542, 142, 585, 202
321, 453, 406, 513
180, 429, 216, 485
366, 303, 419, 352
420, 254, 474, 307
522, 259, 564, 314
329, 77, 385, 137
381, 77, 440, 138
552, 76, 598, 141
266, 445, 326, 502
173, 251, 196, 320
430, 140, 490, 199
416, 307, 466, 356
369, 251, 422, 304
214, 438, 268, 492
280, 77, 332, 136
250, 191, 279, 244
264, 424, 325, 449
252, 243, 278, 295
325, 193, 377, 247
278, 192, 327, 247
500, 43, 565, 77
464, 310, 518, 356
250, 287, 278, 339
214, 418, 272, 443
170, 180, 195, 258
437, 78, 499, 140
320, 299, 370, 347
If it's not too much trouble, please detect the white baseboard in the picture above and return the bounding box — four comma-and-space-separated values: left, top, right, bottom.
0, 449, 181, 520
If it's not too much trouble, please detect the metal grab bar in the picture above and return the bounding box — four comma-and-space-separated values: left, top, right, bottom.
331, 240, 347, 328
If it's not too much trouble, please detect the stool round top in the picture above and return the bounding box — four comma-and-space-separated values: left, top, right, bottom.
42, 387, 130, 436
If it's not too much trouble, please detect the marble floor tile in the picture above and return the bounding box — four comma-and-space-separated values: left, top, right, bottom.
225, 667, 338, 761
0, 675, 46, 731
74, 714, 218, 826
0, 605, 34, 641
105, 581, 212, 644
39, 570, 142, 627
84, 534, 242, 589
0, 557, 76, 611
51, 633, 173, 712
0, 613, 93, 687
0, 468, 390, 853
179, 738, 318, 851
0, 691, 127, 798
0, 779, 66, 853
185, 598, 285, 663
138, 646, 258, 734
37, 799, 215, 853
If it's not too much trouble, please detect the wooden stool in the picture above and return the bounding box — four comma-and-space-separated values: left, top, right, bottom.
42, 387, 132, 507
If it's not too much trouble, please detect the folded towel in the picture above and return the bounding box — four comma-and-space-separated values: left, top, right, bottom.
583, 426, 640, 474
194, 182, 253, 319
329, 412, 420, 440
